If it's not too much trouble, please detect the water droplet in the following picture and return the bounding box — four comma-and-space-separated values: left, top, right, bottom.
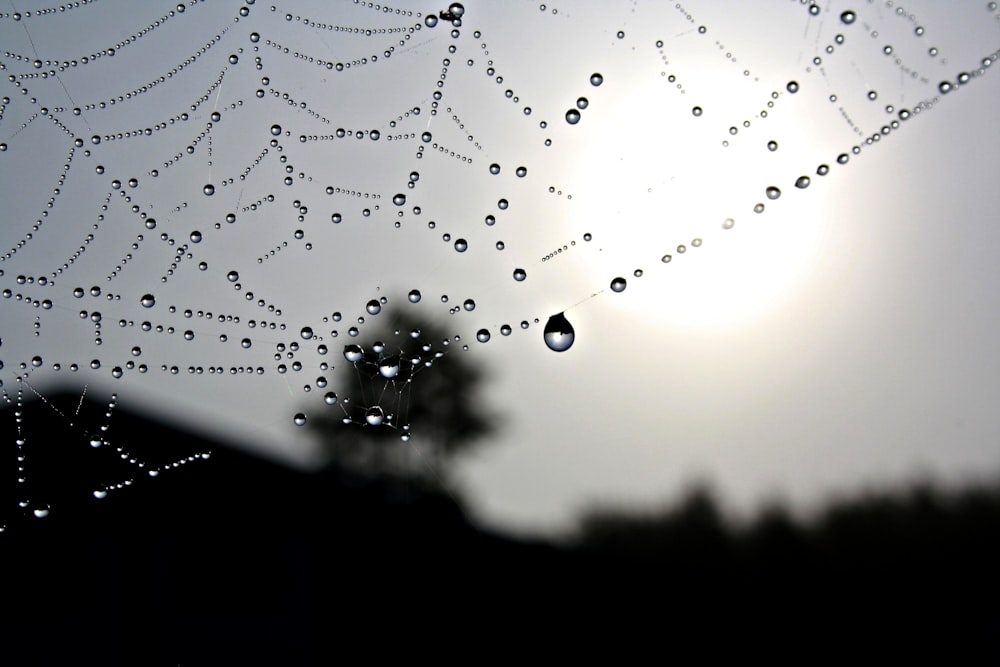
583, 233, 592, 241
722, 218, 735, 230
365, 406, 385, 426
500, 324, 512, 336
795, 175, 811, 189
463, 298, 476, 311
754, 203, 765, 213
837, 153, 849, 164
454, 238, 468, 252
392, 193, 406, 206
227, 270, 240, 282
293, 413, 307, 426
767, 140, 778, 152
344, 344, 364, 362
766, 186, 782, 200
270, 124, 282, 136
840, 10, 856, 25
489, 163, 501, 175
379, 356, 400, 378
189, 230, 202, 243
33, 505, 50, 519
817, 164, 830, 176
366, 300, 382, 315
476, 329, 491, 343
241, 338, 252, 349
786, 81, 799, 93
425, 14, 438, 27
513, 268, 527, 281
408, 289, 422, 303
543, 312, 575, 352
616, 30, 625, 39
610, 277, 627, 292
590, 72, 604, 86
516, 166, 527, 178
324, 392, 338, 405
300, 326, 314, 340
93, 487, 108, 499
576, 97, 589, 110
203, 184, 215, 196
692, 106, 703, 117
140, 294, 155, 308
938, 80, 953, 94
565, 109, 581, 124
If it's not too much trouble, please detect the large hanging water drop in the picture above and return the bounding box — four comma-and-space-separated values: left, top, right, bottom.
365, 406, 385, 426
378, 355, 400, 378
543, 312, 575, 352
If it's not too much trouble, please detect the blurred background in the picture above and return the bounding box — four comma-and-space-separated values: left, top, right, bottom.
1, 1, 999, 660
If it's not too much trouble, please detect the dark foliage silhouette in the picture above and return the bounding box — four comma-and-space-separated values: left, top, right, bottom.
307, 309, 497, 489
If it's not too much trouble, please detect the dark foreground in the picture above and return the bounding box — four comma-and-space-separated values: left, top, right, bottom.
2, 394, 997, 664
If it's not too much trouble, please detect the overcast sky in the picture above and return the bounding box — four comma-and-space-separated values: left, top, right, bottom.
2, 0, 999, 538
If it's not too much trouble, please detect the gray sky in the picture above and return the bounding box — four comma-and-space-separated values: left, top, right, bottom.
2, 0, 999, 538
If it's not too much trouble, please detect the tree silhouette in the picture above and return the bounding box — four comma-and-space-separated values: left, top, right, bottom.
306, 308, 497, 489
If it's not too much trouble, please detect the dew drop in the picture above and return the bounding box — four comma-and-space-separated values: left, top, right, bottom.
392, 193, 406, 206
270, 124, 282, 136
140, 294, 155, 308
938, 80, 953, 94
344, 344, 364, 362
365, 406, 385, 426
767, 140, 778, 152
840, 10, 856, 25
227, 270, 240, 282
513, 268, 527, 281
692, 106, 703, 117
610, 277, 627, 292
786, 81, 799, 93
795, 175, 811, 189
366, 300, 382, 315
543, 312, 575, 352
722, 217, 735, 230
324, 392, 338, 405
766, 186, 782, 200
516, 166, 527, 178
817, 164, 830, 176
293, 413, 307, 426
576, 97, 589, 110
489, 163, 501, 175
379, 356, 400, 378
590, 72, 604, 86
463, 298, 476, 311
454, 238, 468, 252
300, 326, 314, 340
203, 184, 215, 196
837, 153, 849, 164
565, 109, 581, 124
408, 289, 422, 303
476, 329, 491, 343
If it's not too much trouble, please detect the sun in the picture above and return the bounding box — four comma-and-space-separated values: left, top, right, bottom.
569, 70, 839, 336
